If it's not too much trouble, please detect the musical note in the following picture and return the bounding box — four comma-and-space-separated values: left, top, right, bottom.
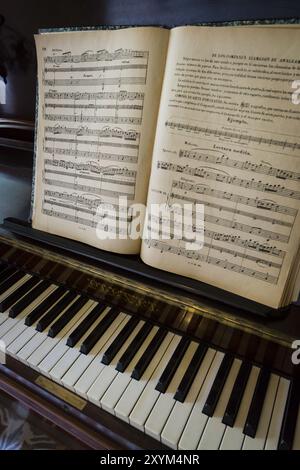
43, 146, 138, 164
44, 103, 143, 112
45, 125, 140, 142
171, 180, 297, 217
166, 120, 300, 153
44, 114, 142, 125
144, 239, 278, 284
179, 149, 300, 181
147, 214, 286, 258
44, 49, 149, 64
44, 136, 139, 150
43, 178, 134, 200
43, 77, 146, 87
44, 91, 145, 101
158, 161, 300, 200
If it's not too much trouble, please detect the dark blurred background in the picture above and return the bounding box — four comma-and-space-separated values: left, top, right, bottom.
0, 0, 300, 121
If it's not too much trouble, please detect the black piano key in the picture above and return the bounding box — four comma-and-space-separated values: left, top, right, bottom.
174, 342, 208, 402
116, 322, 153, 372
0, 270, 24, 296
0, 266, 16, 286
131, 328, 167, 380
0, 276, 40, 313
80, 305, 119, 354
66, 302, 106, 347
278, 380, 300, 450
9, 280, 51, 318
243, 369, 270, 438
202, 354, 234, 417
48, 296, 89, 338
36, 290, 77, 332
25, 286, 66, 326
222, 361, 252, 427
101, 316, 139, 365
155, 337, 190, 393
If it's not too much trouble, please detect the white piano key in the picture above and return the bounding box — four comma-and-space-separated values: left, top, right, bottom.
265, 377, 291, 450
129, 334, 182, 432
47, 302, 108, 381
0, 317, 21, 339
62, 311, 127, 391
145, 341, 199, 440
7, 285, 57, 356
35, 300, 95, 374
0, 321, 28, 348
100, 326, 159, 413
26, 296, 86, 369
8, 326, 38, 357
17, 330, 49, 363
74, 314, 130, 397
87, 320, 145, 405
161, 347, 216, 449
0, 288, 53, 349
292, 405, 300, 450
178, 351, 224, 450
49, 304, 109, 381
115, 332, 174, 423
197, 358, 241, 450
0, 313, 8, 325
39, 300, 96, 379
242, 373, 280, 450
220, 365, 260, 450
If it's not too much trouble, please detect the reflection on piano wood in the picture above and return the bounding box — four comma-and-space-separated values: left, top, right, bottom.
0, 234, 299, 450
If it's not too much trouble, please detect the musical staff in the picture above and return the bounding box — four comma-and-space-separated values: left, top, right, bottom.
149, 207, 288, 242
45, 125, 140, 141
44, 103, 143, 111
43, 178, 134, 200
43, 77, 146, 87
43, 199, 132, 222
45, 64, 147, 73
44, 91, 145, 101
158, 161, 300, 200
45, 136, 138, 150
44, 170, 135, 185
169, 191, 292, 229
44, 158, 136, 177
171, 180, 297, 217
44, 114, 142, 125
44, 190, 128, 214
166, 120, 300, 153
179, 149, 300, 181
148, 215, 285, 258
44, 146, 138, 163
146, 225, 282, 269
42, 208, 129, 235
144, 239, 278, 284
44, 49, 149, 64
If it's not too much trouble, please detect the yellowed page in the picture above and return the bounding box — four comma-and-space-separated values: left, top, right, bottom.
33, 27, 169, 254
141, 26, 300, 308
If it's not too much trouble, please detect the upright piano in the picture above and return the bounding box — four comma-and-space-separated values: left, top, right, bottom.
0, 120, 299, 450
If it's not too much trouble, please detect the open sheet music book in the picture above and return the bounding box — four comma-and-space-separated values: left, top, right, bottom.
32, 25, 300, 309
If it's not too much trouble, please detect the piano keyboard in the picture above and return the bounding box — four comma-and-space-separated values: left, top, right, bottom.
0, 262, 299, 450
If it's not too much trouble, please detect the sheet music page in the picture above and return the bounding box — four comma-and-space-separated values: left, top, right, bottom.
33, 27, 169, 254
141, 26, 300, 307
